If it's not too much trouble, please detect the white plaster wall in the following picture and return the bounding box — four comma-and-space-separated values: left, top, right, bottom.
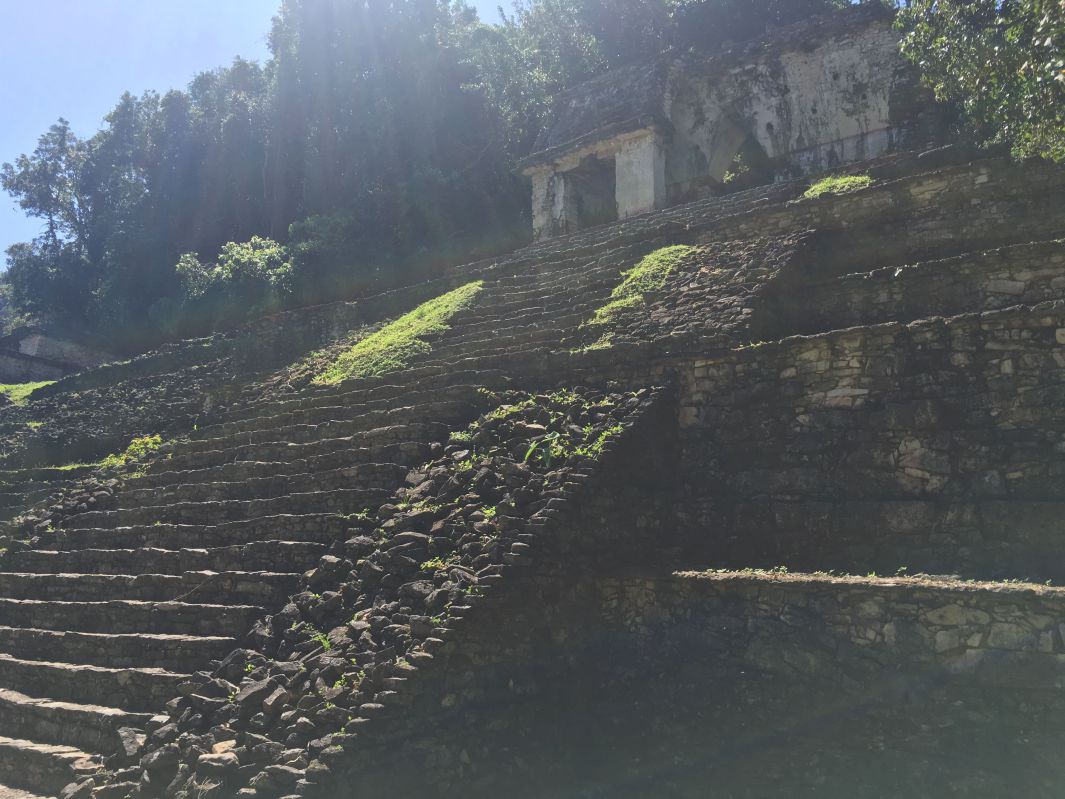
529, 169, 573, 241
668, 20, 906, 193
615, 132, 666, 219
524, 18, 915, 238
18, 334, 114, 369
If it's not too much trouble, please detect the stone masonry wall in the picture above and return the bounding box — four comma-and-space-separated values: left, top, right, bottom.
675, 302, 1065, 581
789, 239, 1065, 335
567, 570, 1065, 797
305, 558, 1065, 797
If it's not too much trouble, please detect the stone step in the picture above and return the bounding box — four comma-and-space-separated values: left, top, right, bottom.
175, 399, 476, 456
0, 466, 95, 486
200, 384, 483, 438
8, 542, 325, 576
0, 655, 185, 713
53, 514, 349, 551
796, 238, 1065, 335
0, 492, 43, 508
452, 280, 614, 317
0, 735, 97, 796
0, 780, 51, 799
132, 441, 429, 488
438, 317, 585, 351
0, 626, 235, 672
424, 337, 560, 365
0, 687, 149, 753
419, 347, 551, 375
220, 368, 506, 423
486, 259, 621, 289
0, 599, 264, 636
115, 462, 407, 508
468, 284, 608, 313
0, 571, 300, 605
0, 489, 56, 514
158, 422, 449, 473
447, 290, 606, 324
61, 486, 390, 529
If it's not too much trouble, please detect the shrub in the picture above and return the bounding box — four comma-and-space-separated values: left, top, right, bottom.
312, 281, 484, 384
173, 237, 293, 334
803, 174, 873, 199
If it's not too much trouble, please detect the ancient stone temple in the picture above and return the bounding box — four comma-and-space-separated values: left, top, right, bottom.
2, 7, 1065, 799
521, 5, 937, 238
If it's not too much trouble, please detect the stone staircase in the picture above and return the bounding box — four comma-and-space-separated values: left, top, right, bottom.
0, 150, 1063, 797
0, 467, 96, 525
0, 374, 499, 796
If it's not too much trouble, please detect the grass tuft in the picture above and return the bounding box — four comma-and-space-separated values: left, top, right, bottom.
0, 381, 55, 405
313, 281, 484, 384
99, 434, 163, 470
586, 245, 696, 328
803, 174, 873, 199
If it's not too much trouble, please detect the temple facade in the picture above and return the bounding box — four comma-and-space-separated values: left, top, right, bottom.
520, 5, 936, 239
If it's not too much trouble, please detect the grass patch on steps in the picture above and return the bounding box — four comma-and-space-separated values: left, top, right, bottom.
312, 280, 484, 384
803, 174, 873, 200
53, 461, 96, 471
585, 245, 696, 329
0, 380, 54, 404
99, 434, 164, 470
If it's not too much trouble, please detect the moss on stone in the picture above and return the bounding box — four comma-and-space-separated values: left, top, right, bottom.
586, 245, 696, 328
313, 281, 484, 384
0, 380, 55, 405
803, 174, 873, 199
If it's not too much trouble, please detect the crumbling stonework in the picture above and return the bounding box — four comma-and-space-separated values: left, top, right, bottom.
0, 329, 115, 383
522, 5, 936, 239
0, 148, 1063, 798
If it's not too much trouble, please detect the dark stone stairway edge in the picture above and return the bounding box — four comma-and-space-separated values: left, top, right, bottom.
73, 385, 673, 799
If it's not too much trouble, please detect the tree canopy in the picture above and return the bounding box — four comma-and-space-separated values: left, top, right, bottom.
14, 0, 1032, 350
895, 0, 1065, 162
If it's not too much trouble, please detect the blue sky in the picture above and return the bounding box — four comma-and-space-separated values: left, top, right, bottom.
0, 0, 502, 257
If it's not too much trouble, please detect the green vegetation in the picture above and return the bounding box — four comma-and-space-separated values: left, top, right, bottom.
0, 0, 847, 348
10, 0, 1054, 345
99, 434, 163, 471
174, 237, 293, 328
291, 622, 333, 651
0, 381, 54, 405
897, 0, 1065, 162
586, 245, 696, 328
53, 461, 96, 471
312, 282, 483, 384
802, 174, 873, 199
524, 421, 625, 468
572, 333, 614, 354
577, 424, 624, 458
421, 555, 458, 572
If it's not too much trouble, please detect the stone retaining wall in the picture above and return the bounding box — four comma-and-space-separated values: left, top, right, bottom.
675, 302, 1065, 581
309, 567, 1065, 797
601, 570, 1065, 683
791, 239, 1065, 334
